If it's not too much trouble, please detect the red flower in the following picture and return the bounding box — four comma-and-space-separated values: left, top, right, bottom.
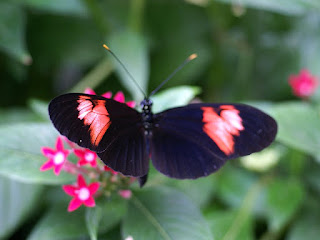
40, 137, 69, 175
288, 69, 319, 98
84, 88, 136, 108
74, 149, 97, 167
62, 175, 100, 212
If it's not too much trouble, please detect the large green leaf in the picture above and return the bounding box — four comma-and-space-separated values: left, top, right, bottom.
109, 31, 149, 101
215, 0, 320, 15
163, 174, 217, 208
270, 102, 320, 158
151, 86, 201, 113
28, 205, 87, 240
0, 123, 74, 184
122, 187, 213, 240
0, 2, 31, 65
0, 175, 43, 239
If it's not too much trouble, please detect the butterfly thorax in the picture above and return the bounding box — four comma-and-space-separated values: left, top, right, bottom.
141, 98, 153, 135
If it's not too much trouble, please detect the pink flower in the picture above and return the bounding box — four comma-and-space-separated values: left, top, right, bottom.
288, 69, 319, 98
84, 88, 135, 108
40, 137, 69, 175
62, 175, 100, 212
74, 149, 97, 167
104, 166, 118, 175
118, 189, 132, 199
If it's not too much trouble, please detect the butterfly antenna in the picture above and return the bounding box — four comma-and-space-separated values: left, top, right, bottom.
149, 53, 197, 97
103, 44, 147, 98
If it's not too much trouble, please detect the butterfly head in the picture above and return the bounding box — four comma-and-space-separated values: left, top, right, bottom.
140, 98, 153, 111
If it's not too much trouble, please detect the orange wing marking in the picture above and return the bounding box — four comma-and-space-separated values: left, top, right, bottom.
77, 96, 111, 146
202, 106, 244, 155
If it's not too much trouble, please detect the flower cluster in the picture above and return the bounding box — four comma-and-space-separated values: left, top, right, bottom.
40, 89, 136, 212
288, 69, 319, 98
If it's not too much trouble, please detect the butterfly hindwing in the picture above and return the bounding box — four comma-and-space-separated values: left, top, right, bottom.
49, 93, 149, 176
151, 103, 277, 179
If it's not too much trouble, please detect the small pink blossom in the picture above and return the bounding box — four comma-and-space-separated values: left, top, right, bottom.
63, 175, 100, 212
40, 137, 69, 175
118, 189, 132, 199
74, 149, 97, 168
288, 69, 319, 98
84, 88, 135, 108
104, 166, 118, 175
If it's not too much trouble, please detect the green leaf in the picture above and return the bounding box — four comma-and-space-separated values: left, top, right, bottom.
0, 2, 31, 65
28, 205, 88, 240
164, 174, 217, 208
12, 0, 87, 16
264, 178, 304, 231
151, 85, 201, 113
109, 31, 149, 101
205, 210, 254, 240
270, 102, 320, 158
215, 0, 320, 15
86, 197, 127, 240
0, 123, 74, 184
0, 175, 43, 239
122, 186, 213, 240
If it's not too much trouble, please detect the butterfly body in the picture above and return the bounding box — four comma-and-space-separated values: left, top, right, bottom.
140, 98, 154, 135
49, 93, 277, 182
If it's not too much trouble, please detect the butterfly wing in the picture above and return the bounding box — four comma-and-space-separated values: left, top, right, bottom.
49, 93, 149, 177
151, 103, 277, 179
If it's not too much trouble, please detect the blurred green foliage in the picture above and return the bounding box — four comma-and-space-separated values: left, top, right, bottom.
1, 0, 320, 239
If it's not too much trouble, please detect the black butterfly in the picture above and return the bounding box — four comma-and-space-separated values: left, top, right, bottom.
48, 45, 277, 186
49, 93, 277, 185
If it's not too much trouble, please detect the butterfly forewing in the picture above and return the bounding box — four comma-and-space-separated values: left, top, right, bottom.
49, 93, 149, 176
151, 103, 277, 179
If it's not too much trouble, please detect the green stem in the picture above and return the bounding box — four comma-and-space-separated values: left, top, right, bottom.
129, 0, 145, 33
70, 58, 113, 92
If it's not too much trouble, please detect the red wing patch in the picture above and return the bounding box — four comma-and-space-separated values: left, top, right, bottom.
77, 96, 111, 146
202, 105, 244, 155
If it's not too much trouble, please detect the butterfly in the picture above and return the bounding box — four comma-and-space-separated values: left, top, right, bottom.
49, 93, 277, 184
48, 45, 277, 186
